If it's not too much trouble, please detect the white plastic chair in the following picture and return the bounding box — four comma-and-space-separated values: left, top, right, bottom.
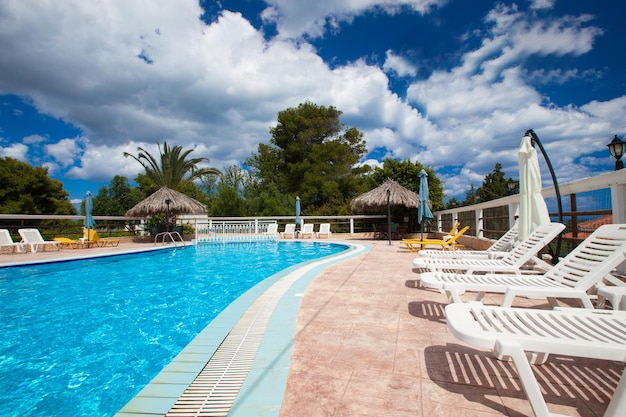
300, 223, 315, 238
413, 222, 564, 274
18, 228, 61, 252
420, 224, 626, 307
264, 223, 278, 238
280, 224, 296, 239
317, 223, 332, 238
445, 302, 626, 417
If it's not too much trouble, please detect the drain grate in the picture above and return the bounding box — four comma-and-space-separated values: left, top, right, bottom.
166, 279, 288, 416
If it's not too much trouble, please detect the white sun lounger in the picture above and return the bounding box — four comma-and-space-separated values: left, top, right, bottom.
420, 224, 626, 308
264, 223, 278, 238
317, 223, 332, 238
416, 225, 518, 259
281, 223, 296, 239
300, 223, 315, 238
0, 229, 25, 254
445, 302, 626, 417
18, 228, 62, 252
413, 222, 564, 274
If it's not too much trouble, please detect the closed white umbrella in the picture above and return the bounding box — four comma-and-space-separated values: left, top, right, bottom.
517, 134, 551, 241
418, 170, 433, 241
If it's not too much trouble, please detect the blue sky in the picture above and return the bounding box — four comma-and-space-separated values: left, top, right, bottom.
0, 0, 624, 205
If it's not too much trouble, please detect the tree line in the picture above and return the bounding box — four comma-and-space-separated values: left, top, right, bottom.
0, 101, 515, 220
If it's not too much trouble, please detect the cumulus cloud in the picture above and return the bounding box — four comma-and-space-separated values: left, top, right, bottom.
383, 50, 418, 77
0, 143, 29, 161
260, 0, 448, 39
23, 134, 47, 144
406, 3, 612, 195
530, 0, 555, 10
45, 138, 82, 168
0, 0, 621, 202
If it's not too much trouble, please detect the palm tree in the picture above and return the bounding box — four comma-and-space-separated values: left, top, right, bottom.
124, 142, 222, 192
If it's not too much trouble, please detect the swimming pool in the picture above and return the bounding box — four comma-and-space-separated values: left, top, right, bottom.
0, 241, 347, 417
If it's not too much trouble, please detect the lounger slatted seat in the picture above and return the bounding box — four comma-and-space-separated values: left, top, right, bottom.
0, 229, 25, 254
53, 237, 85, 249
18, 228, 61, 252
401, 222, 460, 251
402, 225, 469, 252
316, 223, 332, 238
300, 223, 315, 238
264, 223, 278, 238
83, 229, 120, 247
281, 224, 296, 239
419, 223, 626, 308
413, 222, 564, 274
445, 302, 626, 417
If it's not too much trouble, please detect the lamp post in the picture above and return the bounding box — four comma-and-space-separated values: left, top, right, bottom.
165, 199, 171, 233
507, 178, 518, 195
607, 135, 625, 170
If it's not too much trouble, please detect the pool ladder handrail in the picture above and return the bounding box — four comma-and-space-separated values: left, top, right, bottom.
154, 231, 185, 246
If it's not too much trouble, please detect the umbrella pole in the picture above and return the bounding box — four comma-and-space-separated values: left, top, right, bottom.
386, 189, 391, 245
526, 129, 563, 262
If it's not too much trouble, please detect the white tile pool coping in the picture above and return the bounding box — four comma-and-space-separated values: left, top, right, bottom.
112, 241, 370, 417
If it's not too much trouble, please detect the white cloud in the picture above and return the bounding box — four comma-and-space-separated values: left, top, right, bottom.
0, 143, 29, 161
525, 68, 602, 85
530, 0, 555, 10
41, 161, 59, 176
462, 5, 602, 82
0, 0, 621, 202
23, 134, 47, 144
383, 50, 418, 77
405, 3, 613, 196
44, 138, 82, 168
261, 0, 448, 39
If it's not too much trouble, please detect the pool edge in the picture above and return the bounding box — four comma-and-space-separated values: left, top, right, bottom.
115, 241, 370, 417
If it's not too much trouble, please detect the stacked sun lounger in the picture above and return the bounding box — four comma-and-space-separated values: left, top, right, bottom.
413, 223, 626, 417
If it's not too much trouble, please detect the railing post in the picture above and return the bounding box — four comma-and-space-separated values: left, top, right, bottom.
476, 208, 484, 239
612, 182, 626, 224
349, 218, 354, 235
611, 182, 626, 275
508, 202, 518, 230
570, 194, 578, 239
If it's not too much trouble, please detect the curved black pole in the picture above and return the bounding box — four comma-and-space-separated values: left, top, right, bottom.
525, 129, 563, 263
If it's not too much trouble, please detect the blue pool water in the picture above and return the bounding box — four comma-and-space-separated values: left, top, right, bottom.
0, 241, 346, 417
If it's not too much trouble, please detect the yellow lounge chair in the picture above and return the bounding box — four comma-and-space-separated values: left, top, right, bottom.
82, 229, 120, 247
445, 222, 460, 238
401, 225, 469, 252
53, 237, 85, 249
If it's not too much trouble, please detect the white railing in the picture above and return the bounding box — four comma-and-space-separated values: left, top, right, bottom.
1, 171, 621, 243
178, 215, 385, 236
432, 170, 626, 238
193, 220, 278, 243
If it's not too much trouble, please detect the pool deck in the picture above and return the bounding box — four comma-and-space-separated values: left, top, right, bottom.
1, 236, 622, 416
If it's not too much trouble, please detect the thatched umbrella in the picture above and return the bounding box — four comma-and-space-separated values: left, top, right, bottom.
125, 187, 207, 229
351, 179, 420, 245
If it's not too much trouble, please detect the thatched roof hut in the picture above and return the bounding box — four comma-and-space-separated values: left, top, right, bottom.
125, 186, 207, 217
350, 179, 420, 212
